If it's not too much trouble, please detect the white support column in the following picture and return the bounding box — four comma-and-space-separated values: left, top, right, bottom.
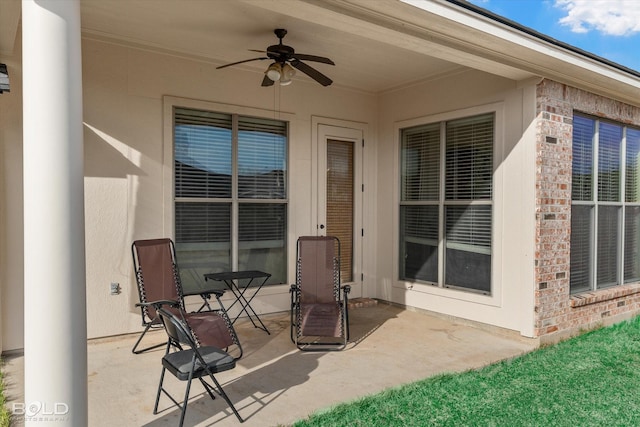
22, 0, 87, 425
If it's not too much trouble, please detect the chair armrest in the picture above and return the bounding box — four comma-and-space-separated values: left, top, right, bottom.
136, 299, 180, 309
340, 285, 350, 306
183, 289, 225, 298
199, 290, 225, 299
290, 284, 300, 308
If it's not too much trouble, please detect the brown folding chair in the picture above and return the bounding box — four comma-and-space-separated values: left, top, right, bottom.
131, 238, 242, 359
290, 236, 351, 351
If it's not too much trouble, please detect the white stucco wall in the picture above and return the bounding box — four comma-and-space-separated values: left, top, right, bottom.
376, 70, 538, 336
0, 41, 23, 353
1, 36, 541, 351
80, 39, 378, 344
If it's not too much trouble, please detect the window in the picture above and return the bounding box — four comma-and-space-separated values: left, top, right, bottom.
399, 113, 494, 294
174, 107, 287, 290
570, 113, 640, 293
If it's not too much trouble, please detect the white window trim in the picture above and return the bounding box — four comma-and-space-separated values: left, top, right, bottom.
392, 102, 504, 307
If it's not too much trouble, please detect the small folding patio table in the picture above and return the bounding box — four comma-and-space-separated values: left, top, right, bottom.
202, 270, 272, 334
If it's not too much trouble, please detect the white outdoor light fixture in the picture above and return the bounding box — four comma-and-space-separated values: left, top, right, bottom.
279, 63, 296, 85
265, 62, 282, 81
265, 62, 297, 85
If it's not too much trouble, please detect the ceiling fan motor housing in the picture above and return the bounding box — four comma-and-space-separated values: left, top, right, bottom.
268, 29, 294, 63
267, 44, 294, 62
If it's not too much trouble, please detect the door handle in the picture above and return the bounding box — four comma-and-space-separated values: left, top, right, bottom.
319, 224, 325, 229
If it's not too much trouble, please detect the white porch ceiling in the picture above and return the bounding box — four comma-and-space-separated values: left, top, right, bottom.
2, 0, 640, 102
78, 0, 472, 93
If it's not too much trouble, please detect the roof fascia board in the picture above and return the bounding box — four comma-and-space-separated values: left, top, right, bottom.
400, 0, 640, 84
444, 0, 640, 78
399, 0, 640, 104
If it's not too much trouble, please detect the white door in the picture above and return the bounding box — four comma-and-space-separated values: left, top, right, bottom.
317, 124, 363, 291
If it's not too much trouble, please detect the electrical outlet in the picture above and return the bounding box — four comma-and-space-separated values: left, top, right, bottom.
110, 282, 121, 295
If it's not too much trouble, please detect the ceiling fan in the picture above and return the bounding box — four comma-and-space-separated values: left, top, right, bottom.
216, 28, 335, 87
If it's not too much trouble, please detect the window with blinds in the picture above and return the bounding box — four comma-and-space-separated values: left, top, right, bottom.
174, 107, 287, 291
570, 113, 640, 293
399, 112, 494, 294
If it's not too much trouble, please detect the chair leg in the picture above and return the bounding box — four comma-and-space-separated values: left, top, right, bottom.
205, 371, 244, 423
290, 304, 296, 344
198, 378, 217, 401
153, 367, 167, 414
155, 342, 180, 415
132, 324, 166, 354
178, 372, 195, 427
344, 304, 350, 342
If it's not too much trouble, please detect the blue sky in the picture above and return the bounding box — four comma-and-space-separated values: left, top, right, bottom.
467, 0, 640, 72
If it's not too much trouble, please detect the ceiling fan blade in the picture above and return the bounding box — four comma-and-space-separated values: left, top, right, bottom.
216, 57, 268, 69
261, 75, 275, 87
292, 53, 335, 65
290, 59, 333, 86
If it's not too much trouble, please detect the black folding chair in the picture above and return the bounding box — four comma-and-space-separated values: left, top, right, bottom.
155, 307, 244, 426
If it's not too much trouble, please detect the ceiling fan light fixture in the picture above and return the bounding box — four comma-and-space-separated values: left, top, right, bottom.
279, 63, 296, 85
217, 29, 334, 87
265, 62, 282, 81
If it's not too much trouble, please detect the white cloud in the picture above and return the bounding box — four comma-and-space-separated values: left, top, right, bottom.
555, 0, 640, 36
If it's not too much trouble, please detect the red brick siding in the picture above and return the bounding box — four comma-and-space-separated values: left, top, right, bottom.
535, 80, 640, 338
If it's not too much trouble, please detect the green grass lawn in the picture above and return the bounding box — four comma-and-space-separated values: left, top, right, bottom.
294, 316, 640, 427
0, 363, 9, 427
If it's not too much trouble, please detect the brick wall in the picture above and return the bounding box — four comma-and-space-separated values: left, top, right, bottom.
535, 80, 640, 341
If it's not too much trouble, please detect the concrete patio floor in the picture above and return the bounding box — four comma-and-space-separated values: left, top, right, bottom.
4, 302, 537, 426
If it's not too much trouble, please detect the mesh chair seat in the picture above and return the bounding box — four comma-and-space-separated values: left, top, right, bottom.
290, 236, 350, 351
300, 303, 342, 337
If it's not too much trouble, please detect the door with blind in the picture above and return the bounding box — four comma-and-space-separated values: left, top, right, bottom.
317, 125, 363, 287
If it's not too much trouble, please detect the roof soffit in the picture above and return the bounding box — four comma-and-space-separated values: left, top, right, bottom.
243, 0, 640, 105
8, 0, 638, 104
